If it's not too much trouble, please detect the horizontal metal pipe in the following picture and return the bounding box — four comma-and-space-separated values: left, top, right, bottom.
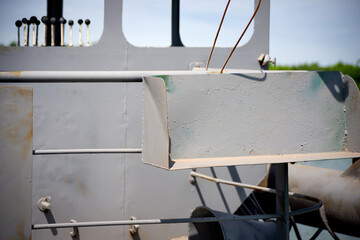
32, 214, 280, 229
190, 171, 276, 194
190, 171, 323, 217
33, 148, 142, 155
0, 70, 264, 83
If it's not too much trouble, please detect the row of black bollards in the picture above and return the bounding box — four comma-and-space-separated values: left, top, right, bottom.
15, 16, 91, 47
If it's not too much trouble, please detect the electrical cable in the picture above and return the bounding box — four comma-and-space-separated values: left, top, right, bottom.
206, 0, 231, 70
220, 0, 262, 73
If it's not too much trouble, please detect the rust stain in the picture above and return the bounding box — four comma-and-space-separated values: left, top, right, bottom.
8, 71, 22, 78
77, 181, 88, 195
22, 126, 33, 160
16, 220, 25, 240
14, 88, 32, 101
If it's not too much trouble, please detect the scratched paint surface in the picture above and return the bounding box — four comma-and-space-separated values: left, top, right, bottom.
164, 72, 348, 160
0, 86, 32, 240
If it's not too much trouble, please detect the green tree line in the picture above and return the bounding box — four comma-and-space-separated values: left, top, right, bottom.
270, 61, 360, 89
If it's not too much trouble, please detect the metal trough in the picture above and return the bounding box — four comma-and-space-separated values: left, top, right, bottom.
142, 71, 360, 170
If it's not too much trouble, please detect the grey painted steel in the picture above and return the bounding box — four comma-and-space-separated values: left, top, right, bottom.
0, 86, 33, 240
0, 0, 269, 71
33, 214, 279, 229
0, 80, 266, 240
0, 70, 261, 82
33, 148, 142, 154
142, 71, 360, 169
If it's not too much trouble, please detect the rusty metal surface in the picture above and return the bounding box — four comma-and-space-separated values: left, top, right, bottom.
0, 86, 33, 240
142, 71, 360, 169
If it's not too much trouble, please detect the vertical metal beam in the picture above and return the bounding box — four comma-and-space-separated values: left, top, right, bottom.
275, 163, 290, 240
46, 0, 63, 46
171, 0, 183, 46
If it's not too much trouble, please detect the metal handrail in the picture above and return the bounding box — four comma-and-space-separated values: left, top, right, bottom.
32, 214, 280, 229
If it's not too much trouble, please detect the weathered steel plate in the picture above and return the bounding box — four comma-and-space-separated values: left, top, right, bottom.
0, 86, 32, 240
142, 71, 360, 169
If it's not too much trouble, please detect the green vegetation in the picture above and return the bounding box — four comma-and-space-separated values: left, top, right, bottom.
270, 61, 360, 89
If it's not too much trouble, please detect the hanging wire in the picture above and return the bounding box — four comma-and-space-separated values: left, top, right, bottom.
220, 0, 262, 73
206, 0, 231, 70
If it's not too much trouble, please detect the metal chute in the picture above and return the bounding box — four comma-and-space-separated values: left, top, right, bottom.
189, 206, 277, 240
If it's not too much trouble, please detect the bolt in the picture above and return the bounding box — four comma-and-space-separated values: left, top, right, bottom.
15, 20, 22, 46
78, 19, 83, 47
68, 20, 74, 47
50, 17, 56, 46
59, 17, 67, 46
22, 18, 28, 46
41, 16, 49, 46
85, 19, 91, 46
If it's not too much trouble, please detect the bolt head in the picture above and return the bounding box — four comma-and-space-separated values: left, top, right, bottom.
41, 16, 48, 24
30, 16, 37, 23
15, 20, 22, 27
50, 17, 56, 24
59, 17, 67, 24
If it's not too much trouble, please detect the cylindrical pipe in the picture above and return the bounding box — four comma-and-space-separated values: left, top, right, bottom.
59, 17, 66, 46
50, 17, 56, 46
288, 164, 360, 237
41, 16, 48, 47
68, 20, 74, 47
15, 20, 22, 46
33, 214, 280, 229
35, 20, 40, 46
33, 148, 142, 155
78, 19, 83, 46
26, 19, 31, 47
22, 18, 27, 46
30, 16, 37, 46
85, 19, 90, 47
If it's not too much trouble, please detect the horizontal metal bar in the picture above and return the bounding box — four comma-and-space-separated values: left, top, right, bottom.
33, 148, 142, 155
32, 214, 280, 229
191, 171, 323, 217
190, 171, 276, 193
0, 70, 264, 83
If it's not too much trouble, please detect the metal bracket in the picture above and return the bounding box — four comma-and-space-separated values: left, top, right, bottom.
258, 53, 276, 67
37, 196, 51, 212
70, 219, 79, 238
129, 216, 139, 236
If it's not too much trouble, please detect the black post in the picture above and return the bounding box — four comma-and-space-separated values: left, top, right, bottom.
275, 163, 290, 240
46, 0, 63, 46
171, 0, 183, 47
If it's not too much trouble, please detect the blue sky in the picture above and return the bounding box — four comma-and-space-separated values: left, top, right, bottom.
0, 0, 359, 66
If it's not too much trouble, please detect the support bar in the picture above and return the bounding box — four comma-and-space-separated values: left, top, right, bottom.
190, 170, 323, 216
33, 148, 142, 155
32, 214, 280, 229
